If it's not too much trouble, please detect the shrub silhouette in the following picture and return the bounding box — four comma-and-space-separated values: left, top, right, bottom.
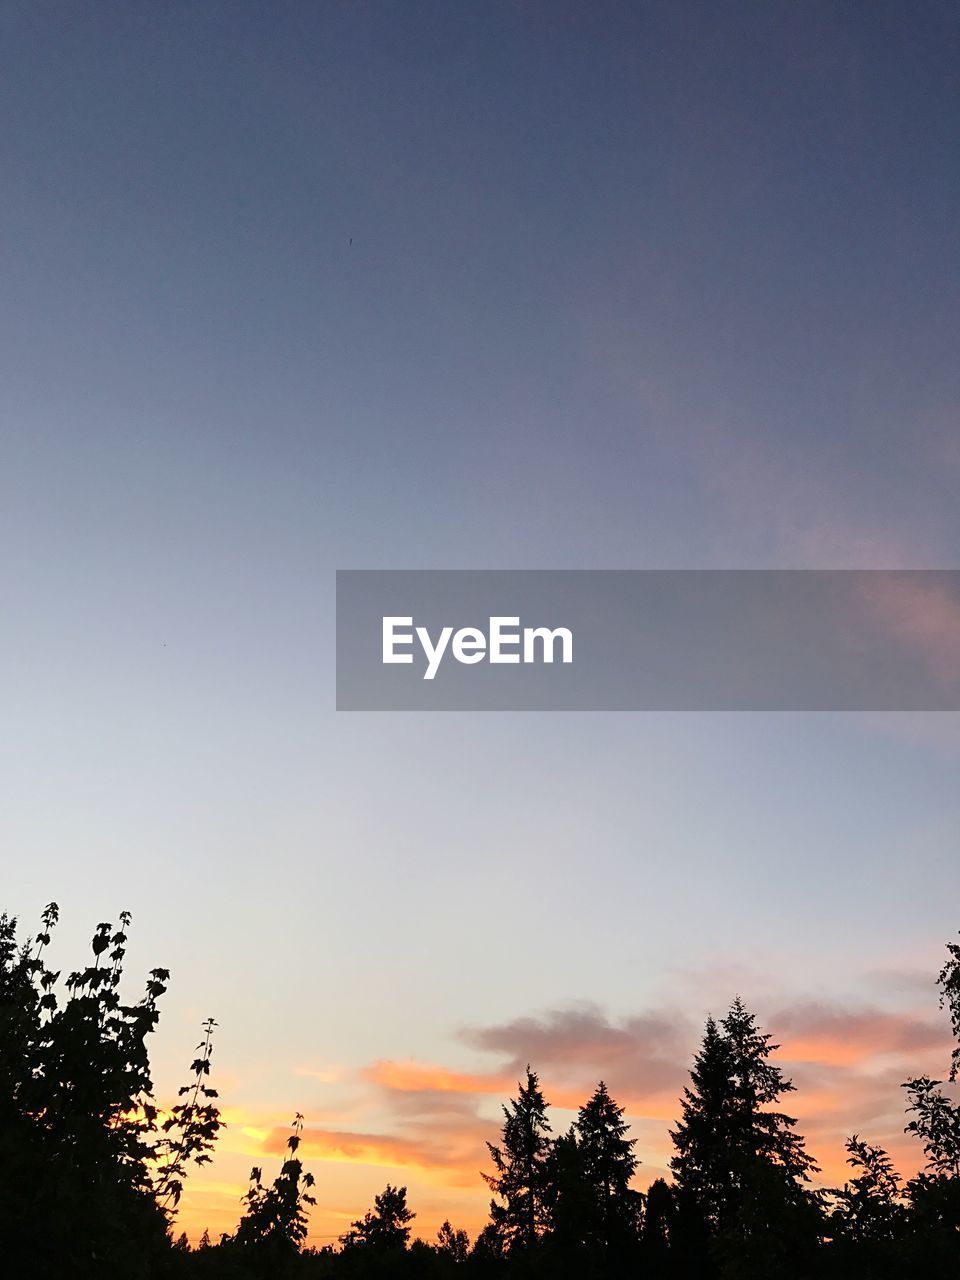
233, 1112, 317, 1270
0, 904, 222, 1277
4, 902, 960, 1279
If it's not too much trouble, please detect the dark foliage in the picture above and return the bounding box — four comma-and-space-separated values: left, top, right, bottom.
0, 904, 222, 1278
483, 1066, 553, 1252
4, 905, 960, 1279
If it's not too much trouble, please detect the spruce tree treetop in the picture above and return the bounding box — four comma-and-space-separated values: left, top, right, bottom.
670, 1014, 738, 1229
483, 1065, 552, 1252
670, 999, 821, 1269
576, 1080, 640, 1249
722, 998, 818, 1184
340, 1183, 415, 1252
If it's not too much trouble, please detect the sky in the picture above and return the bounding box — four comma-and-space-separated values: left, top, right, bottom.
1, 0, 959, 1247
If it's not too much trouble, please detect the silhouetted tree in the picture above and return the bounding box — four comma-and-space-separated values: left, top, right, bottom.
643, 1177, 677, 1274
826, 1136, 904, 1276
471, 1221, 507, 1266
542, 1125, 593, 1255
340, 1183, 415, 1253
575, 1080, 640, 1254
884, 932, 960, 1270
671, 1001, 821, 1277
156, 1017, 223, 1210
671, 1015, 737, 1240
483, 1067, 552, 1253
903, 1075, 960, 1180
0, 904, 222, 1278
436, 1219, 470, 1262
235, 1113, 316, 1268
898, 1075, 960, 1269
725, 1001, 823, 1276
938, 929, 960, 1083
11, 899, 960, 1280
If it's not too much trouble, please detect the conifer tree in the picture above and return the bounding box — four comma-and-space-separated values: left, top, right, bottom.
721, 999, 817, 1186
471, 1222, 507, 1263
340, 1183, 415, 1252
575, 1080, 640, 1251
670, 1015, 737, 1233
643, 1177, 676, 1268
483, 1066, 552, 1252
436, 1219, 470, 1261
671, 1001, 822, 1274
543, 1125, 592, 1251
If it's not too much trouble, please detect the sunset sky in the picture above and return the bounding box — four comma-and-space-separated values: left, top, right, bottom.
2, 0, 959, 1247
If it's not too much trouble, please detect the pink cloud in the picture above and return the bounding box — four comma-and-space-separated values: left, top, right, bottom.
855, 574, 960, 691
772, 1001, 950, 1066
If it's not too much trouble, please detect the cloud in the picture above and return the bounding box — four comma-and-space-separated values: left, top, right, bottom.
854, 574, 960, 691
262, 1120, 492, 1188
861, 965, 944, 1000
772, 1001, 950, 1067
591, 332, 933, 569
175, 985, 958, 1252
460, 1002, 695, 1103
265, 1125, 444, 1169
360, 996, 954, 1181
362, 1060, 513, 1102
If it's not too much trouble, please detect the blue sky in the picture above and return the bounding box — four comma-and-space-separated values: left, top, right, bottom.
1, 0, 959, 1243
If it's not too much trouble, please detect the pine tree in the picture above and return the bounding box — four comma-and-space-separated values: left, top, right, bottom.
483, 1066, 553, 1252
543, 1125, 593, 1251
575, 1080, 640, 1251
340, 1183, 415, 1252
471, 1222, 506, 1262
721, 999, 817, 1186
643, 1177, 676, 1269
670, 1015, 738, 1233
436, 1218, 470, 1261
671, 1002, 822, 1275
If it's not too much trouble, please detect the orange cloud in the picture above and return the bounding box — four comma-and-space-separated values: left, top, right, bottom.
259, 1119, 494, 1190
362, 1060, 513, 1097
364, 1055, 685, 1122
773, 1003, 949, 1068
173, 991, 956, 1250
264, 1125, 449, 1170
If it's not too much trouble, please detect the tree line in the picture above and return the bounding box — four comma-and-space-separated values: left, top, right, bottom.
2, 903, 959, 1278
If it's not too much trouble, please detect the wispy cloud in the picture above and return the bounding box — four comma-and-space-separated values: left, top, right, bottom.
854, 573, 960, 691
773, 1001, 950, 1066
176, 986, 957, 1245
461, 1003, 694, 1101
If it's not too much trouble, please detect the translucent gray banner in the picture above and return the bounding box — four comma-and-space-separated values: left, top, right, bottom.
336, 570, 960, 710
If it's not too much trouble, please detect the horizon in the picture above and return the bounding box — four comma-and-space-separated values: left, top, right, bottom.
2, 0, 959, 1258
13, 899, 959, 1247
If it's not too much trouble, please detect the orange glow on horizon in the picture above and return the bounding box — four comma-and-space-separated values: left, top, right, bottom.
171, 1003, 947, 1249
